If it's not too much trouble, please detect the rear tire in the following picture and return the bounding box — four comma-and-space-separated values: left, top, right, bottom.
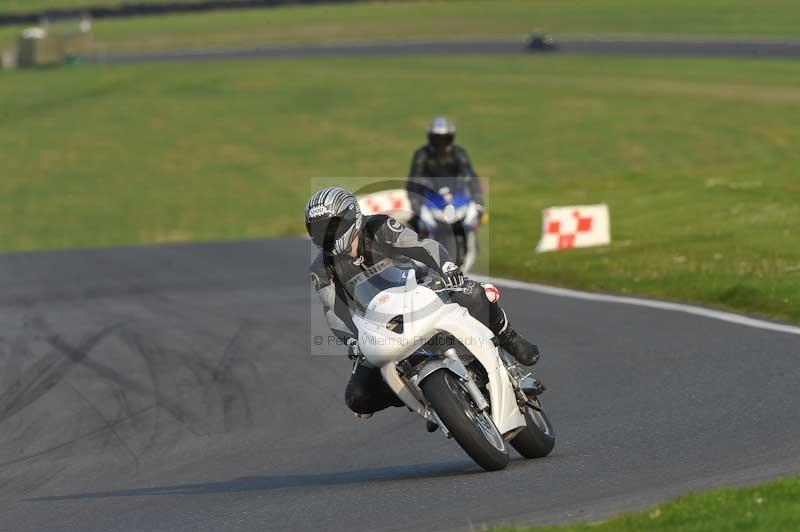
510, 401, 556, 458
421, 370, 509, 471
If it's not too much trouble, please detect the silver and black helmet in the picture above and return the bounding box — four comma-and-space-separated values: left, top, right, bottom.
305, 187, 362, 255
427, 116, 456, 147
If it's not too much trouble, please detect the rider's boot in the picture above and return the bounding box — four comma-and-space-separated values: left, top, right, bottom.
497, 325, 540, 366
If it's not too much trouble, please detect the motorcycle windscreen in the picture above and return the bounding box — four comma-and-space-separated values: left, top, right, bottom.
349, 262, 414, 315
421, 178, 473, 209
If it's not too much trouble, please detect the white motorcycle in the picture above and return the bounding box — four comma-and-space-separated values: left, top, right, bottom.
350, 258, 555, 471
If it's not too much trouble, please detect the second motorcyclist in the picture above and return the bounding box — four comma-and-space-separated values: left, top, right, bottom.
407, 117, 485, 234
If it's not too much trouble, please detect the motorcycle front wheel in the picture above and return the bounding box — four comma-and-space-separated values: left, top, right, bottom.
421, 370, 509, 471
437, 231, 463, 267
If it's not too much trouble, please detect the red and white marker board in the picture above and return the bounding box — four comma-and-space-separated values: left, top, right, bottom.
357, 189, 412, 223
536, 204, 610, 252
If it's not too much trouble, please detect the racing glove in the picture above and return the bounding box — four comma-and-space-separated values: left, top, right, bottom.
441, 261, 465, 288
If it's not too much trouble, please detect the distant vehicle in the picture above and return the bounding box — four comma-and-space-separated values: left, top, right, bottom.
527, 33, 557, 52
417, 181, 481, 273
351, 258, 555, 471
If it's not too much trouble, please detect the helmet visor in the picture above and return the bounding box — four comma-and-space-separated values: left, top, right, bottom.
429, 133, 454, 148
307, 209, 358, 253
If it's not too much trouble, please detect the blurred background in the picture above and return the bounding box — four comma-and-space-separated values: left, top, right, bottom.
1, 0, 798, 322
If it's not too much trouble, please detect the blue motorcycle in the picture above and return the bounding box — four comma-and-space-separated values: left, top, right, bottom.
417, 181, 482, 273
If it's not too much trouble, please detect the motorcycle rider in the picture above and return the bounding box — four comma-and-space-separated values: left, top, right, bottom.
307, 187, 539, 417
407, 117, 485, 234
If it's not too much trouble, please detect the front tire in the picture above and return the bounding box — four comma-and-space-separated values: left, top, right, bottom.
510, 400, 556, 458
437, 231, 462, 267
421, 370, 509, 471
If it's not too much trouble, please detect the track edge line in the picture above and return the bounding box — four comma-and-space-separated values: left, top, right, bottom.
471, 275, 800, 337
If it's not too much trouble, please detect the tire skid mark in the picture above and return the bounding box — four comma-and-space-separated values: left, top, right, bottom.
0, 335, 25, 435
115, 290, 265, 432
114, 321, 263, 436
45, 319, 209, 439
135, 291, 233, 344
1, 306, 270, 483
113, 387, 150, 451
11, 464, 71, 498
2, 316, 202, 469
212, 321, 259, 431
114, 328, 204, 437
172, 354, 219, 435
0, 404, 156, 471
66, 382, 141, 472
0, 322, 120, 425
122, 294, 258, 433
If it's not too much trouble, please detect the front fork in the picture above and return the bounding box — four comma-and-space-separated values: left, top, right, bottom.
404, 348, 491, 435
443, 348, 490, 411
501, 352, 546, 412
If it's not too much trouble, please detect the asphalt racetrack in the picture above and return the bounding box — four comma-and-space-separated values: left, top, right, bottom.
95, 36, 800, 63
1, 239, 798, 531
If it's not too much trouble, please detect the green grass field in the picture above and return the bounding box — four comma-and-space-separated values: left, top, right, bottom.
496, 475, 800, 531
2, 0, 800, 56
1, 54, 798, 322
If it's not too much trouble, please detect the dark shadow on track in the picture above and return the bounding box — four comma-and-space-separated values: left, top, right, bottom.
27, 460, 482, 501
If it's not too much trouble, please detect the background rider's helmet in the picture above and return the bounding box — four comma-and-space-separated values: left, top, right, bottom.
427, 117, 456, 149
305, 187, 363, 255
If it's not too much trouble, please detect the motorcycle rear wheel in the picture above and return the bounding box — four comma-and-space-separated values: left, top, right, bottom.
421, 370, 509, 471
510, 400, 556, 458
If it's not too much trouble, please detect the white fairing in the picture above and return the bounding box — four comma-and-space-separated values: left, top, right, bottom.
420, 200, 479, 227
463, 201, 480, 228
352, 269, 525, 435
419, 203, 437, 230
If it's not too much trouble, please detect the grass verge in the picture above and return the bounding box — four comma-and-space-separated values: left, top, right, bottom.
495, 475, 800, 531
2, 0, 800, 55
1, 55, 798, 322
